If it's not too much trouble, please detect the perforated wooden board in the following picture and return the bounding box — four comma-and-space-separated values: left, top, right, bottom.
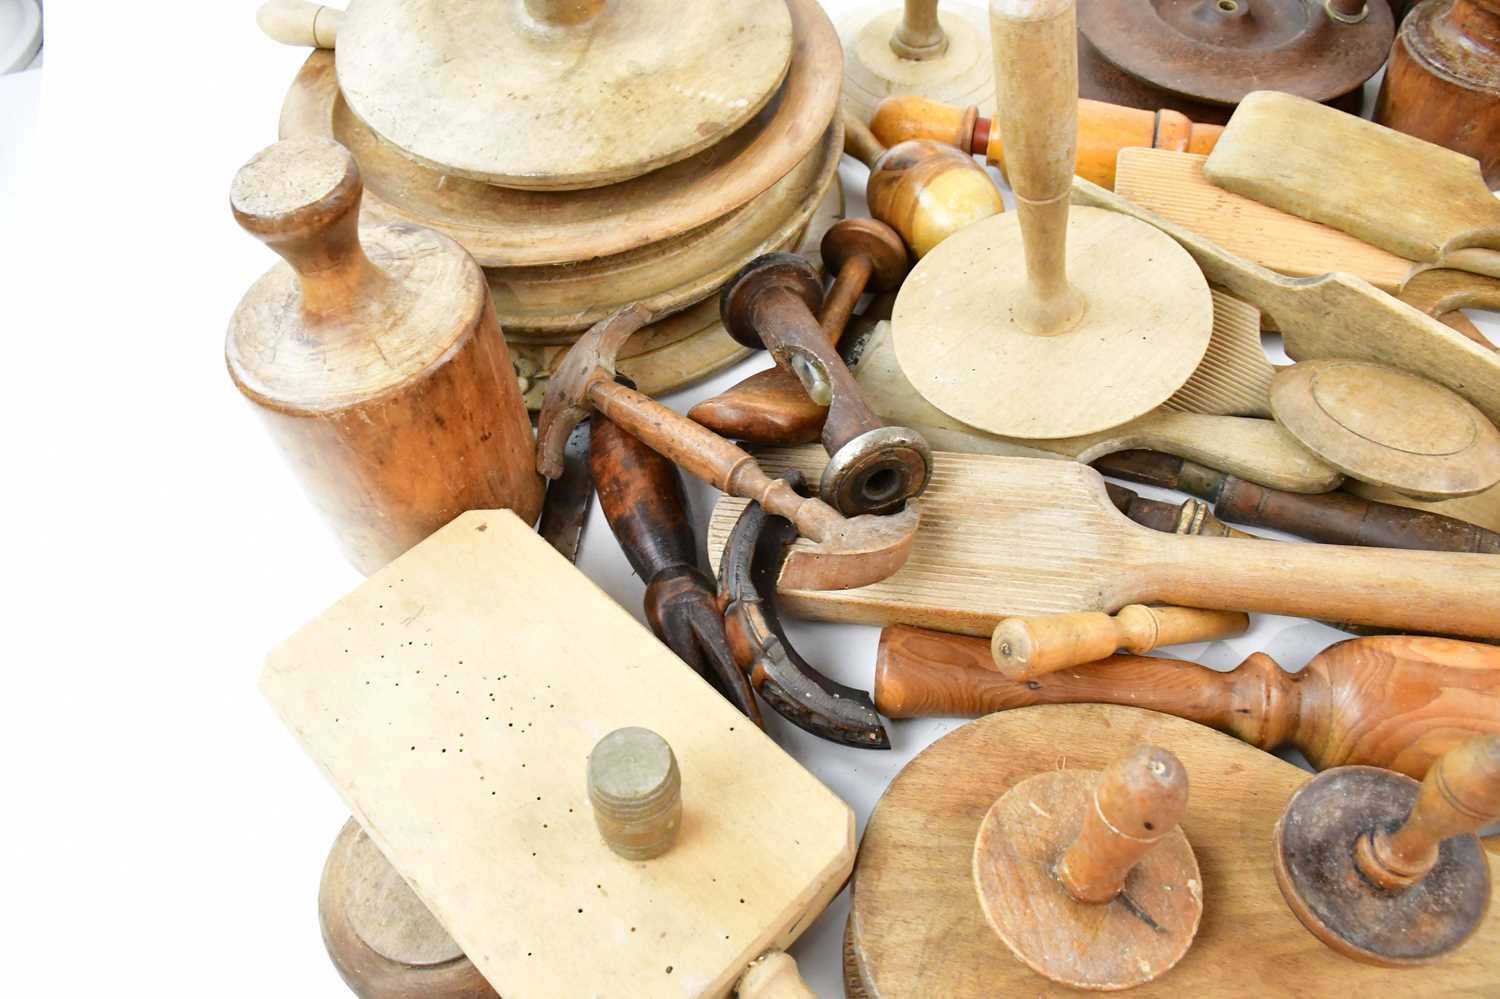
261, 511, 854, 999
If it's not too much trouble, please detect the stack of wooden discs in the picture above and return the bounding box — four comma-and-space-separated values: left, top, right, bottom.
271, 0, 844, 408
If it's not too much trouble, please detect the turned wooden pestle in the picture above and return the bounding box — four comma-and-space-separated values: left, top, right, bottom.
870, 94, 1222, 188
875, 627, 1500, 778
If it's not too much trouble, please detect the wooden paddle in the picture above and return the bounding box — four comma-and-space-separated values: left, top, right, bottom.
705, 447, 1500, 638
1071, 178, 1500, 428
844, 704, 1500, 998
1204, 91, 1500, 280
262, 511, 852, 998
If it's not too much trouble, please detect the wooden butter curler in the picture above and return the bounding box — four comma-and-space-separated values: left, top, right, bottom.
973, 745, 1202, 990
991, 605, 1249, 679
876, 627, 1500, 778
1274, 735, 1500, 966
869, 93, 1222, 188
225, 137, 542, 574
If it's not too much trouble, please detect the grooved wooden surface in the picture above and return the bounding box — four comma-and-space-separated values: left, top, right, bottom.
844, 704, 1500, 997
261, 511, 853, 999
706, 448, 1500, 638
1159, 290, 1274, 418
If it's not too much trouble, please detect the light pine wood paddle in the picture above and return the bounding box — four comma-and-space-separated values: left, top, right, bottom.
1072, 178, 1500, 429
1204, 91, 1500, 280
705, 448, 1500, 639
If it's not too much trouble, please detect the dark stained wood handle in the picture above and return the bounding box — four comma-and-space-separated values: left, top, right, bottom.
589, 415, 696, 582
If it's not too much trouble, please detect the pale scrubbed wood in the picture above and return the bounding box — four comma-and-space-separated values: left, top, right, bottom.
261, 511, 854, 999
705, 448, 1500, 638
1204, 90, 1500, 276
1071, 177, 1500, 429
277, 0, 840, 267
257, 0, 341, 46
838, 1, 996, 121
845, 704, 1500, 998
1158, 290, 1274, 419
1270, 360, 1500, 501
1349, 481, 1500, 535
335, 0, 792, 189
852, 321, 1338, 493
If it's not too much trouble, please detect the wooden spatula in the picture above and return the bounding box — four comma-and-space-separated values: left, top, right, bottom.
1204, 91, 1500, 280
850, 319, 1341, 493
1072, 178, 1500, 428
705, 448, 1500, 639
261, 510, 852, 998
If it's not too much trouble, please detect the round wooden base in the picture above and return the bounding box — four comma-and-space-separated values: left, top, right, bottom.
838, 1, 995, 122
277, 0, 841, 268
1273, 766, 1491, 967
490, 122, 841, 337
336, 0, 793, 190
891, 206, 1213, 439
319, 818, 496, 999
1270, 360, 1500, 501
973, 769, 1202, 991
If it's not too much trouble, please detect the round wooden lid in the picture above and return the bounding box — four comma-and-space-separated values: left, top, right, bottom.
1269, 360, 1500, 501
278, 0, 839, 267
838, 0, 995, 121
890, 206, 1213, 439
972, 768, 1201, 990
335, 0, 793, 190
1273, 766, 1491, 967
1078, 0, 1391, 108
319, 818, 497, 999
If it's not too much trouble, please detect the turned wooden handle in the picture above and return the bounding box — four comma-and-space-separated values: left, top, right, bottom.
1057, 746, 1189, 904
843, 109, 888, 169
1357, 735, 1500, 888
589, 415, 697, 582
892, 0, 948, 58
256, 0, 340, 47
736, 952, 815, 999
990, 0, 1082, 332
990, 605, 1249, 679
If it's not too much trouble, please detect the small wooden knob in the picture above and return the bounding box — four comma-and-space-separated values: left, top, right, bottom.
1057, 745, 1190, 904
991, 605, 1249, 678
587, 727, 682, 860
1356, 734, 1500, 888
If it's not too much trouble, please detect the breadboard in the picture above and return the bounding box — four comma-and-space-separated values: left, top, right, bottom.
262, 511, 853, 999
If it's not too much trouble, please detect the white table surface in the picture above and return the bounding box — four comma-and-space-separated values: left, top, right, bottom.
0, 4, 1494, 997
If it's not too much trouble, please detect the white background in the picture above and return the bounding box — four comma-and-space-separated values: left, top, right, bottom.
2, 3, 1495, 996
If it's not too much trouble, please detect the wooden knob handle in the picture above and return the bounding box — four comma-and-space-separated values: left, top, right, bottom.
1057, 746, 1190, 904
989, 0, 1085, 334
256, 0, 341, 47
990, 605, 1249, 678
737, 951, 814, 998
231, 138, 382, 315
586, 727, 682, 861
1356, 735, 1500, 888
843, 109, 889, 169
871, 95, 980, 152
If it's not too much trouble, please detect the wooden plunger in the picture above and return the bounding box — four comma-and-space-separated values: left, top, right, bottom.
1274, 735, 1500, 966
226, 138, 543, 575
972, 745, 1202, 989
890, 0, 1213, 440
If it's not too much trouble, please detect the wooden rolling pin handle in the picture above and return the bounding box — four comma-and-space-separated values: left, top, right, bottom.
256, 0, 341, 47
230, 138, 383, 317
736, 951, 815, 999
1057, 746, 1190, 904
991, 605, 1249, 678
892, 0, 949, 58
1356, 735, 1500, 888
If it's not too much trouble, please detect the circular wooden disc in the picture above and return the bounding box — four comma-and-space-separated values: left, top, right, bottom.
319, 818, 496, 999
973, 769, 1202, 991
277, 0, 841, 268
891, 206, 1213, 439
489, 120, 841, 337
1269, 360, 1500, 500
838, 0, 996, 121
336, 0, 793, 190
1273, 766, 1491, 967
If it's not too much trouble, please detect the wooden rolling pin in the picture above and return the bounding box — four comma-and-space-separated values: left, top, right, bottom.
992, 606, 1249, 679
869, 94, 1222, 189
875, 627, 1500, 778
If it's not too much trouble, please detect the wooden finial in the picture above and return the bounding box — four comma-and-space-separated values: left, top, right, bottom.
587, 727, 683, 860
1274, 735, 1500, 965
972, 744, 1202, 989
